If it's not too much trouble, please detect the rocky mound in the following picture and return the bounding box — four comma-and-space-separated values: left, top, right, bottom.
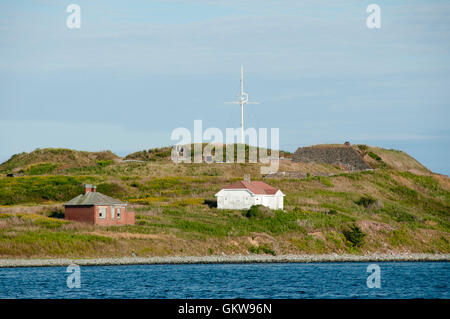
292, 146, 371, 171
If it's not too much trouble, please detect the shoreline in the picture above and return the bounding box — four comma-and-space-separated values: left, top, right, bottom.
0, 253, 449, 268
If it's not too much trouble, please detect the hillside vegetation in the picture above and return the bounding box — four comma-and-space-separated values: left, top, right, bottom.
0, 148, 119, 175
0, 144, 448, 258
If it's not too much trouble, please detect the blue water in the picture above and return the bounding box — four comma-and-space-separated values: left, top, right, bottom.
0, 262, 448, 299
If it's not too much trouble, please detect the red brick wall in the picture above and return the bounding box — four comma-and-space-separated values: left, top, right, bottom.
93, 205, 135, 226
125, 211, 135, 225
65, 206, 95, 224
65, 205, 135, 225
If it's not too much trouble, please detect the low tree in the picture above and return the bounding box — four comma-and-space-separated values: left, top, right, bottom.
357, 144, 368, 157
343, 224, 366, 247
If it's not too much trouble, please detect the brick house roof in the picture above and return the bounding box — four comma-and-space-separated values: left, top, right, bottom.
221, 180, 280, 195
64, 191, 126, 206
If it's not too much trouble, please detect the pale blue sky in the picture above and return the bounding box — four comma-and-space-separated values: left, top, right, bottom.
0, 0, 449, 174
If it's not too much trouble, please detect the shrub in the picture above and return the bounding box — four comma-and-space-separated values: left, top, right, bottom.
385, 207, 417, 223
368, 152, 382, 161
399, 172, 440, 193
244, 205, 274, 219
204, 199, 217, 208
357, 144, 368, 156
96, 183, 127, 198
201, 168, 222, 176
97, 160, 114, 167
343, 224, 366, 247
318, 176, 333, 187
25, 163, 58, 175
355, 196, 376, 208
128, 197, 167, 205
248, 244, 276, 255
174, 198, 204, 207
391, 185, 418, 200
45, 209, 65, 219
245, 205, 261, 218
0, 176, 92, 205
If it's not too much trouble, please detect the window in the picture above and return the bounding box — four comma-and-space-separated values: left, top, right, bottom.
117, 208, 121, 219
111, 207, 115, 219
99, 207, 106, 219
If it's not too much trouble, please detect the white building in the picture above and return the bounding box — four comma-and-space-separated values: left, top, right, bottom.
215, 180, 285, 210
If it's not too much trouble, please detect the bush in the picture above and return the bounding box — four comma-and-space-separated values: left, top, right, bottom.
204, 199, 217, 208
368, 152, 382, 161
357, 144, 368, 156
97, 160, 114, 167
174, 198, 204, 207
96, 183, 127, 198
343, 224, 366, 247
399, 172, 440, 192
245, 205, 260, 218
25, 163, 58, 175
45, 209, 65, 219
318, 176, 333, 187
0, 176, 92, 205
248, 244, 276, 255
244, 205, 274, 219
385, 207, 417, 223
391, 186, 418, 200
355, 196, 376, 208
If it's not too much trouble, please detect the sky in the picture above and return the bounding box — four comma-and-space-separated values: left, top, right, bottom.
0, 0, 449, 174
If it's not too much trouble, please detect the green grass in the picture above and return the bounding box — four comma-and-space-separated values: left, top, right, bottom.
248, 244, 276, 255
0, 230, 114, 257
0, 176, 96, 205
368, 152, 382, 161
24, 163, 59, 175
0, 145, 449, 257
343, 224, 366, 247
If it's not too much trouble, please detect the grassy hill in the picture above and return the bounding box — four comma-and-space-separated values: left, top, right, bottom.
0, 148, 119, 175
0, 144, 448, 258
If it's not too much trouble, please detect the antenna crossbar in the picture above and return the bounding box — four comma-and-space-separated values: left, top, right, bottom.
224, 66, 259, 144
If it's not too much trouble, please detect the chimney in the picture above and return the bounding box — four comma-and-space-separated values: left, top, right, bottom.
243, 174, 251, 183
84, 184, 97, 194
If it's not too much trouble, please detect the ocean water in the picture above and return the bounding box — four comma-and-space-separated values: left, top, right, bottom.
0, 262, 448, 299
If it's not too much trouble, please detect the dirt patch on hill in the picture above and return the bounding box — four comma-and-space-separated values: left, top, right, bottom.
434, 174, 450, 191
358, 220, 395, 233
368, 147, 429, 173
86, 231, 169, 240
0, 204, 63, 215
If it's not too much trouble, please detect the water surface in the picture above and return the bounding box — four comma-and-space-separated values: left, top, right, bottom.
0, 262, 448, 298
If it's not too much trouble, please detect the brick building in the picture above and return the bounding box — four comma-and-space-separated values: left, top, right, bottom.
64, 184, 135, 225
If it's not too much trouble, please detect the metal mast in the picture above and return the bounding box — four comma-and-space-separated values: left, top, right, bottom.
225, 66, 259, 144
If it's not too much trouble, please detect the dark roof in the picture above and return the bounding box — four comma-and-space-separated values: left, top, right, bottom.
222, 180, 279, 195
64, 191, 126, 206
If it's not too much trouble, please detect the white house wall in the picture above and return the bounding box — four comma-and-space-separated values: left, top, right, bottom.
217, 189, 255, 209
261, 195, 283, 210
216, 189, 284, 210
